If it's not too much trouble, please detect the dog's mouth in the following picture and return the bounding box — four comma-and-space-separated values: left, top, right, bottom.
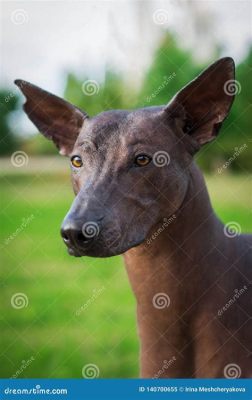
61, 216, 147, 258
66, 246, 84, 257
63, 235, 145, 258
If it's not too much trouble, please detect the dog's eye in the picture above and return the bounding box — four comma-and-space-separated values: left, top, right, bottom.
71, 155, 83, 168
134, 154, 152, 167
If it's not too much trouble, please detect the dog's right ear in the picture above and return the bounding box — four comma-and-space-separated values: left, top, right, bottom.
14, 80, 88, 156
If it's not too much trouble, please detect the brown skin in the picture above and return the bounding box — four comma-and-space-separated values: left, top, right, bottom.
15, 57, 252, 377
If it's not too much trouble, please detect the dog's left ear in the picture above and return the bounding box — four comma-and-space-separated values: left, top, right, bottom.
166, 57, 235, 150
14, 80, 88, 156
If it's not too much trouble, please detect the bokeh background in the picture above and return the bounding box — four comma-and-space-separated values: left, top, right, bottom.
0, 0, 251, 378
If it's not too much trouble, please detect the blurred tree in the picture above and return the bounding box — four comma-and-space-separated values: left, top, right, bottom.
138, 34, 252, 173
1, 36, 251, 173
64, 70, 135, 116
0, 91, 19, 155
196, 47, 252, 172
19, 71, 137, 155
137, 34, 202, 108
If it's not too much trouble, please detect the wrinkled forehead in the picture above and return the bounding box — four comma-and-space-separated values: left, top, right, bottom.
75, 108, 167, 149
80, 110, 128, 146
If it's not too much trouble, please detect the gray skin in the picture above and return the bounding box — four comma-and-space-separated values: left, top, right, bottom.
63, 106, 190, 257
15, 57, 252, 377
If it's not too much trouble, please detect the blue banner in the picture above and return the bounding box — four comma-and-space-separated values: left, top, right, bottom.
1, 379, 251, 400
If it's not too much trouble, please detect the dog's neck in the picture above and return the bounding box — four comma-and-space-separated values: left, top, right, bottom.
123, 163, 224, 377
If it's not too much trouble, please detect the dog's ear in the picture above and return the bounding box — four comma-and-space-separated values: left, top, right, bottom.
165, 57, 235, 150
14, 80, 88, 156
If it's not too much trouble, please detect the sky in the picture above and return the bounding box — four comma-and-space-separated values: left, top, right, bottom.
0, 0, 251, 132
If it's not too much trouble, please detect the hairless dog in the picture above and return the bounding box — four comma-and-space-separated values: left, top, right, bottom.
15, 57, 252, 378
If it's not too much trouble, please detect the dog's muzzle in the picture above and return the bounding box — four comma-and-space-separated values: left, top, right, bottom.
60, 216, 102, 255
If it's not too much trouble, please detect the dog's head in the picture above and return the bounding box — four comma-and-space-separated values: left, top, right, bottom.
15, 57, 235, 257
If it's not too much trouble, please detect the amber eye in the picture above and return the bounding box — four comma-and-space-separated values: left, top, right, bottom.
71, 155, 83, 168
134, 154, 152, 167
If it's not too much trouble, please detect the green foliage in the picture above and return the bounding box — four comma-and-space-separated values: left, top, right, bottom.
1, 34, 251, 172
62, 35, 252, 172
138, 35, 201, 107
0, 173, 138, 378
196, 48, 252, 172
22, 134, 58, 155
64, 70, 134, 116
0, 90, 20, 155
0, 172, 251, 377
137, 34, 252, 172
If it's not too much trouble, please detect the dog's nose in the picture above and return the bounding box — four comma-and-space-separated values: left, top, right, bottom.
60, 218, 100, 248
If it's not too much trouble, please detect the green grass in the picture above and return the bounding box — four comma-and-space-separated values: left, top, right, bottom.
0, 171, 251, 378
